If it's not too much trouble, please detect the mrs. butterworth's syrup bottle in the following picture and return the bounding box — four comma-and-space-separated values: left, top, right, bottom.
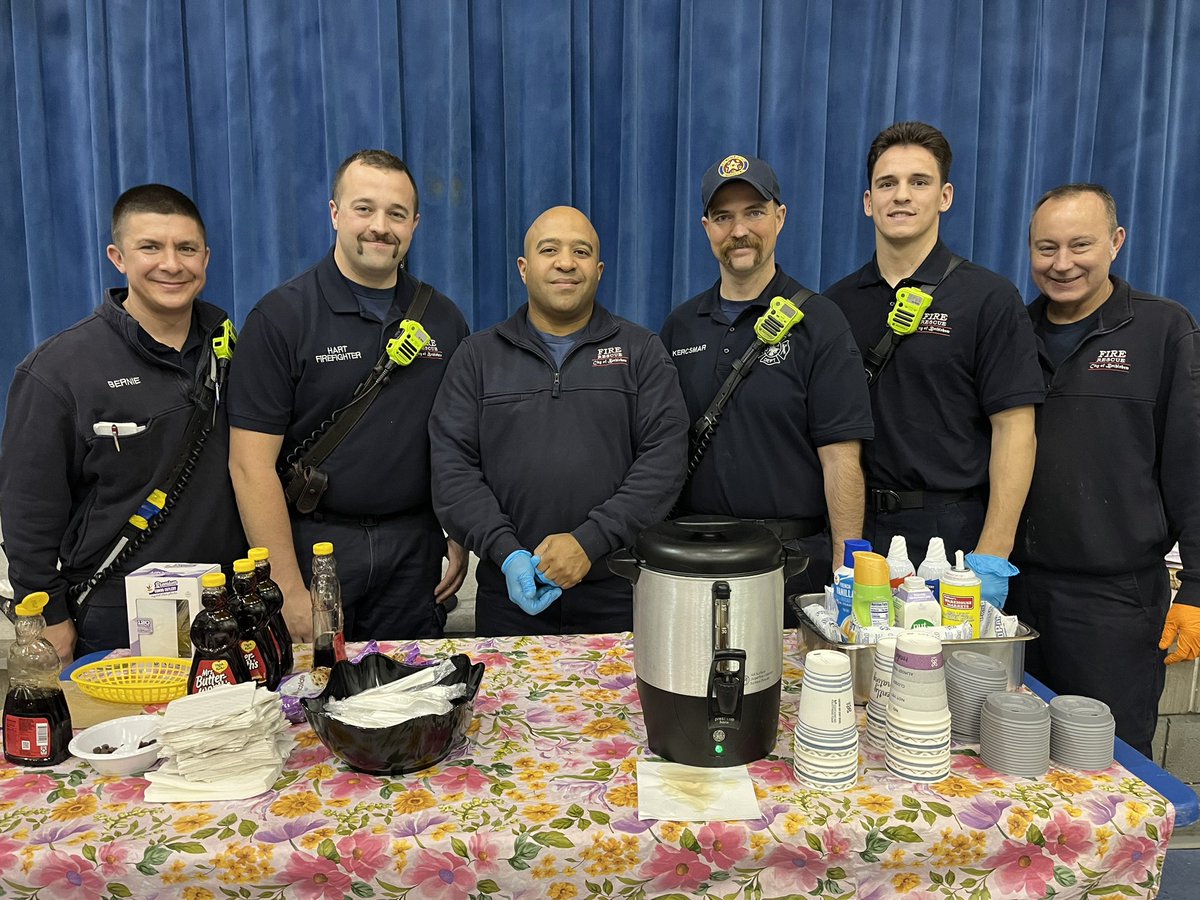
3, 592, 72, 766
187, 572, 252, 694
248, 546, 293, 677
230, 558, 280, 689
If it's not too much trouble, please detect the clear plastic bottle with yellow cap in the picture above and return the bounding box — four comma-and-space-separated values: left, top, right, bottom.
3, 592, 73, 766
310, 542, 345, 670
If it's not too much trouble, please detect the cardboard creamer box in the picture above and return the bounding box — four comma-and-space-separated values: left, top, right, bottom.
125, 562, 220, 658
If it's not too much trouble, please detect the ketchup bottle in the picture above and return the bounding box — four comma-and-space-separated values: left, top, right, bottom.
187, 573, 252, 694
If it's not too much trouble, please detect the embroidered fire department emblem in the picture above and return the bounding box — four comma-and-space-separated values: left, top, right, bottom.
915, 311, 951, 336
418, 338, 444, 360
760, 339, 790, 366
1089, 348, 1129, 372
718, 155, 750, 178
593, 345, 629, 367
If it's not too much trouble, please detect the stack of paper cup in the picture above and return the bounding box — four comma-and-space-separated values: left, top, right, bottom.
793, 650, 858, 791
885, 631, 951, 783
945, 651, 1009, 742
980, 692, 1051, 777
1049, 696, 1115, 771
865, 637, 897, 749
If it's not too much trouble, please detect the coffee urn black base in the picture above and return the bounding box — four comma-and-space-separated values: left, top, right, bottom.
637, 677, 781, 767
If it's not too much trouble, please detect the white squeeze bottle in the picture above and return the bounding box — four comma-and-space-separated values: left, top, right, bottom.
918, 537, 952, 598
886, 535, 915, 622
886, 535, 915, 589
939, 550, 982, 638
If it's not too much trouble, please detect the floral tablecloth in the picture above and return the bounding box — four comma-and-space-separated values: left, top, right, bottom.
0, 633, 1176, 899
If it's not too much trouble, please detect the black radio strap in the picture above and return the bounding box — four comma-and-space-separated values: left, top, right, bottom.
863, 254, 964, 385
282, 281, 432, 514
685, 287, 815, 480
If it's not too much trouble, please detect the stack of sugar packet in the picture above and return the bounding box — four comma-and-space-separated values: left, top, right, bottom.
144, 682, 294, 802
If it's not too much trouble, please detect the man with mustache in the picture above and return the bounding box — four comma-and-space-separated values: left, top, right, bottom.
825, 122, 1043, 607
660, 155, 873, 601
227, 150, 469, 645
430, 206, 687, 636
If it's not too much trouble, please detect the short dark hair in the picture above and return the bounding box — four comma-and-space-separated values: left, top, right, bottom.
331, 149, 419, 214
1031, 183, 1119, 235
111, 184, 206, 246
866, 121, 953, 187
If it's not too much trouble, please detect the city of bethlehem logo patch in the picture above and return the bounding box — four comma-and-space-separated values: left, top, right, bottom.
417, 338, 444, 360
759, 339, 790, 366
593, 345, 629, 367
915, 311, 952, 336
1089, 348, 1130, 372
718, 155, 750, 178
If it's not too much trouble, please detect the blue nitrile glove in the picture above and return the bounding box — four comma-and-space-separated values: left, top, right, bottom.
520, 555, 562, 615
502, 550, 538, 607
966, 553, 1020, 610
534, 565, 559, 588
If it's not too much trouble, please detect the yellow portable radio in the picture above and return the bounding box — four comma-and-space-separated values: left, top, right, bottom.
385, 319, 431, 367
754, 296, 805, 345
888, 286, 933, 336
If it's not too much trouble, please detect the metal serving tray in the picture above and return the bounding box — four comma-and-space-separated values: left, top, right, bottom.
789, 593, 1039, 705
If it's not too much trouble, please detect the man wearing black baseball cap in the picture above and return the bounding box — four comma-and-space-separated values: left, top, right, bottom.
660, 154, 873, 603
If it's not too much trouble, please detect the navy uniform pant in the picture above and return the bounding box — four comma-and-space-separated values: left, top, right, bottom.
293, 508, 447, 642
864, 496, 986, 565
474, 560, 632, 637
1007, 563, 1170, 757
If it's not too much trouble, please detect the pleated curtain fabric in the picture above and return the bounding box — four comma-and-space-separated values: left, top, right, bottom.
1, 0, 1197, 430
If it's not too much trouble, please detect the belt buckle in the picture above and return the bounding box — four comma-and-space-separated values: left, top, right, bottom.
871, 490, 902, 514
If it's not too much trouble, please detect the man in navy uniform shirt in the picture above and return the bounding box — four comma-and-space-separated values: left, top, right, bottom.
661, 155, 873, 598
1010, 183, 1200, 755
0, 185, 246, 660
430, 206, 687, 636
825, 122, 1043, 606
227, 150, 468, 643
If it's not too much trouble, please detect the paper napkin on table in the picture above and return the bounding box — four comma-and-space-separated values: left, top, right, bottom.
636, 761, 761, 821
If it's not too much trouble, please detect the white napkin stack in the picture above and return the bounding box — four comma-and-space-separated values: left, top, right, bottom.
323, 658, 466, 728
144, 683, 294, 802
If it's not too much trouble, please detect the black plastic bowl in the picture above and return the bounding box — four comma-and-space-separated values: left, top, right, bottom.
301, 652, 485, 775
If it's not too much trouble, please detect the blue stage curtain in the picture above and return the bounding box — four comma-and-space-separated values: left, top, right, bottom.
2, 0, 1197, 431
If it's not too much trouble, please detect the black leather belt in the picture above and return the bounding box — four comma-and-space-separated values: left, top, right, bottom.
868, 488, 980, 514
305, 509, 419, 527
743, 517, 826, 541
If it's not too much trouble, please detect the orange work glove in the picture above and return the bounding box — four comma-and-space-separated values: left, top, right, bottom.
1160, 603, 1200, 665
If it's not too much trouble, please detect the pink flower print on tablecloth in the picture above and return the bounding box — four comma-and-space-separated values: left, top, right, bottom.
640, 844, 713, 893
322, 770, 383, 799
468, 831, 504, 876
1106, 834, 1159, 884
279, 852, 354, 900
1041, 808, 1094, 865
588, 736, 639, 761
95, 842, 133, 878
335, 832, 389, 880
757, 844, 827, 895
0, 772, 56, 801
29, 850, 105, 896
697, 821, 746, 870
982, 839, 1056, 896
402, 848, 478, 898
430, 765, 491, 795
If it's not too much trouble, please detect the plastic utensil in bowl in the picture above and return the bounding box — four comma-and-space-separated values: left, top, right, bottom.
68, 715, 162, 776
301, 652, 484, 775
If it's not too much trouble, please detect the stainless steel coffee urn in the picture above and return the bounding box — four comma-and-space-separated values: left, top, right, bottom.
609, 517, 807, 767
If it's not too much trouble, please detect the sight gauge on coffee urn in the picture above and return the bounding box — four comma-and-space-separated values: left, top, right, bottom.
610, 517, 807, 767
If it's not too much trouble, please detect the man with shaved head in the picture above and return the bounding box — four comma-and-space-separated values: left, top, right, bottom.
430, 206, 688, 636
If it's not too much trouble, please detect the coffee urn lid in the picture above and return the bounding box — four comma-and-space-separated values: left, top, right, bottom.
633, 516, 784, 576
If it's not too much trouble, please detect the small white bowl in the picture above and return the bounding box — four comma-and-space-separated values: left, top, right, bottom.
69, 715, 162, 776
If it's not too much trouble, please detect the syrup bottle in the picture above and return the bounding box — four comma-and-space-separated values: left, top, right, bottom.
249, 546, 293, 677
3, 592, 72, 767
229, 558, 280, 689
310, 542, 346, 670
187, 572, 252, 694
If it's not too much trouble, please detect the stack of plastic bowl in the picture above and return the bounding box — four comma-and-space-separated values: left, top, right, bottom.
980, 692, 1051, 777
1049, 696, 1116, 771
945, 651, 1010, 742
793, 649, 859, 791
885, 631, 952, 783
865, 637, 897, 749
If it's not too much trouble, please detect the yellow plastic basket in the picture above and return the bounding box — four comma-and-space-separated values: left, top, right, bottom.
70, 656, 190, 704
